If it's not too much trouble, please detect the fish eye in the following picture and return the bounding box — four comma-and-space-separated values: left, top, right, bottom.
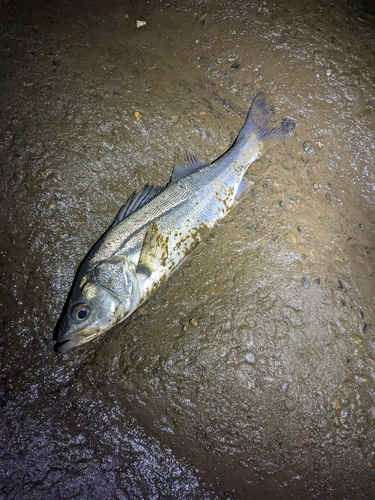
71, 304, 90, 322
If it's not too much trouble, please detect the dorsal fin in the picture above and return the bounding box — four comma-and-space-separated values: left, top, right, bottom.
110, 184, 164, 229
170, 150, 207, 183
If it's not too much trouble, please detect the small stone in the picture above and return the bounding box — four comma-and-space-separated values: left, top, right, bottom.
295, 261, 303, 274
326, 69, 332, 76
245, 352, 255, 364
245, 225, 258, 234
230, 63, 240, 70
136, 20, 147, 28
301, 278, 310, 288
48, 200, 57, 209
313, 183, 319, 189
134, 111, 142, 121
303, 141, 315, 154
282, 230, 296, 244
332, 399, 341, 410
189, 318, 198, 327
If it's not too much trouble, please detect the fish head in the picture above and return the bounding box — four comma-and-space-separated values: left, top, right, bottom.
54, 257, 140, 354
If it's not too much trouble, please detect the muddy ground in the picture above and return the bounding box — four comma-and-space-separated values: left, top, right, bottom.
1, 0, 375, 498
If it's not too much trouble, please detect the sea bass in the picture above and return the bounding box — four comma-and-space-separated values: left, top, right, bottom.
54, 93, 295, 354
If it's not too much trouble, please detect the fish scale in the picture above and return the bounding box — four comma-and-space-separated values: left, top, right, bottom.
54, 93, 295, 354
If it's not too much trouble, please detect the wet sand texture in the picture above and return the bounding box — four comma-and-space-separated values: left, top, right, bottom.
1, 1, 375, 498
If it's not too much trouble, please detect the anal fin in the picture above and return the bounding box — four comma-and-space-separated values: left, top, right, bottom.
234, 177, 254, 204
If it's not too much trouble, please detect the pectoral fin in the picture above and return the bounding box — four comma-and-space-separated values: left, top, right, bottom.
137, 222, 169, 277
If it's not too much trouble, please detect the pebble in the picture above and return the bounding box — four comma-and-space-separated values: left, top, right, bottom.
245, 352, 255, 364
245, 225, 258, 234
282, 230, 297, 244
303, 141, 315, 154
136, 20, 146, 28
134, 111, 142, 121
189, 318, 198, 327
301, 278, 310, 288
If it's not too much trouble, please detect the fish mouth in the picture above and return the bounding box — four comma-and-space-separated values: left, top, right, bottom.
53, 329, 101, 354
53, 316, 98, 354
54, 338, 79, 354
53, 325, 103, 354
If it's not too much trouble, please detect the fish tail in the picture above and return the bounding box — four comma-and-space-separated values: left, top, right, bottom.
238, 92, 295, 144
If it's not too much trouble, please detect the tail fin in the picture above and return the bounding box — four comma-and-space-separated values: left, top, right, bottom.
238, 93, 295, 144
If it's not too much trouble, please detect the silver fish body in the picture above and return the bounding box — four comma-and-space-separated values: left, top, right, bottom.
54, 93, 295, 353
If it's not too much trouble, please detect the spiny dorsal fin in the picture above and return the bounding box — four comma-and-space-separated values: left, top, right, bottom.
170, 150, 207, 183
110, 184, 164, 229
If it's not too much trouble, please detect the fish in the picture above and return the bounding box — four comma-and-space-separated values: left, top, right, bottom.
54, 93, 295, 354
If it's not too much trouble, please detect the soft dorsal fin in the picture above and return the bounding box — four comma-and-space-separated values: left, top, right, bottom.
110, 184, 164, 229
170, 150, 207, 183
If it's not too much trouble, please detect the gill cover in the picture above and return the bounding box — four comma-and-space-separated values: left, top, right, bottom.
54, 257, 140, 354
92, 257, 140, 304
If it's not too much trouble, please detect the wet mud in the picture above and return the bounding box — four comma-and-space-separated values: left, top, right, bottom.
1, 0, 375, 498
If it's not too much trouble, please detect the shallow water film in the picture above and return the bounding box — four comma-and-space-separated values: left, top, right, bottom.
1, 0, 375, 498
